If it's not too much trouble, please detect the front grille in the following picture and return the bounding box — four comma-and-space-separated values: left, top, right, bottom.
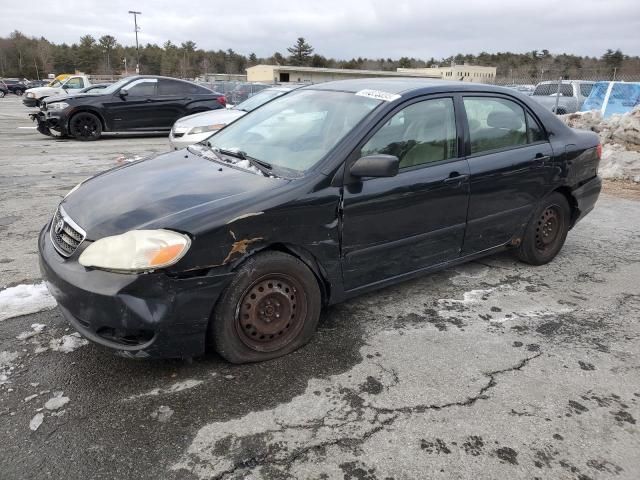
50, 207, 86, 257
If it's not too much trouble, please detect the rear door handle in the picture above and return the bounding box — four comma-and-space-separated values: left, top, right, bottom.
533, 153, 550, 166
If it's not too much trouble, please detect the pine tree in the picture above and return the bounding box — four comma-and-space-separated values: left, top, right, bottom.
287, 38, 314, 66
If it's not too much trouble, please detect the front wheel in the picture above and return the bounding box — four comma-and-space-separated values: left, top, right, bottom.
15, 89, 24, 96
0, 91, 5, 98
211, 251, 322, 363
69, 112, 102, 141
516, 192, 570, 265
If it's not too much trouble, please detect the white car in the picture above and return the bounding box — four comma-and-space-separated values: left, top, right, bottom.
23, 75, 91, 107
169, 85, 298, 149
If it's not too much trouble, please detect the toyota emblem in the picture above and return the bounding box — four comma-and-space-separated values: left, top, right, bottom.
54, 218, 65, 235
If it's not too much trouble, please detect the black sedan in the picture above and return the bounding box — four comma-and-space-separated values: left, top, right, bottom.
2, 78, 28, 95
39, 78, 602, 362
30, 75, 226, 140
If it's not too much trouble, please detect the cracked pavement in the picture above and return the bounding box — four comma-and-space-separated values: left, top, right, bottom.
1, 95, 639, 479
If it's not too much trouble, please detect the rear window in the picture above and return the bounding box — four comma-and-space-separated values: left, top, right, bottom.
533, 84, 573, 97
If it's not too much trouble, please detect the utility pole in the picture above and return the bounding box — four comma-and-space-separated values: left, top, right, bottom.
128, 10, 142, 74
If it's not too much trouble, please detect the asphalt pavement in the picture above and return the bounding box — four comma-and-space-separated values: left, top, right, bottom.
1, 95, 639, 479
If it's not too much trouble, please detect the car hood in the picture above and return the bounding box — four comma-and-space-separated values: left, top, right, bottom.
60, 148, 287, 239
26, 86, 64, 97
43, 93, 101, 104
174, 108, 245, 128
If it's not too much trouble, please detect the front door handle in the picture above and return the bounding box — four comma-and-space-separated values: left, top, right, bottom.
443, 172, 469, 184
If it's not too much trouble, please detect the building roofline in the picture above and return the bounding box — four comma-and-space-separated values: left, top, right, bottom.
246, 64, 441, 78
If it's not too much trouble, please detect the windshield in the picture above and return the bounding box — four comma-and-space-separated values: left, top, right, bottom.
98, 77, 135, 95
49, 80, 62, 88
204, 89, 382, 173
234, 89, 289, 112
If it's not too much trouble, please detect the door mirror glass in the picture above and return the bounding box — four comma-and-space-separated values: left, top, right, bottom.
61, 84, 69, 90
350, 155, 399, 178
119, 89, 129, 98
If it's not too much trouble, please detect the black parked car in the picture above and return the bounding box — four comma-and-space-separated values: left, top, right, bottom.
39, 79, 602, 362
1, 78, 28, 95
30, 75, 226, 140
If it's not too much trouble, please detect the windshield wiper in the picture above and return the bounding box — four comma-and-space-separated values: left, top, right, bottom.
214, 147, 273, 175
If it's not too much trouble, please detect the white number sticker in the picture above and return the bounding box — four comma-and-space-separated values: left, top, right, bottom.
355, 89, 401, 102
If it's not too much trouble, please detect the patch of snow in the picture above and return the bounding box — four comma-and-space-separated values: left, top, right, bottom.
0, 283, 56, 321
115, 154, 145, 164
233, 159, 262, 175
17, 323, 47, 340
24, 394, 38, 402
0, 351, 20, 385
125, 379, 203, 401
151, 405, 174, 423
49, 333, 88, 353
44, 392, 69, 410
29, 413, 44, 431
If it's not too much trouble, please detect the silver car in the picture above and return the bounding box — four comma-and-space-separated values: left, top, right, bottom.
530, 80, 595, 114
169, 86, 298, 149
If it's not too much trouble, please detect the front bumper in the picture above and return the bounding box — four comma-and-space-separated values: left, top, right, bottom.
23, 97, 39, 107
30, 110, 69, 136
38, 223, 234, 359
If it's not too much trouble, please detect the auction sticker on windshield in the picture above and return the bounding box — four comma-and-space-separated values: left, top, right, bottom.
355, 89, 401, 102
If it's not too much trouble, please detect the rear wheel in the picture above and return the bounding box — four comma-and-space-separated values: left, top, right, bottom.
211, 251, 321, 363
69, 112, 102, 141
0, 91, 5, 98
516, 192, 570, 265
15, 89, 25, 96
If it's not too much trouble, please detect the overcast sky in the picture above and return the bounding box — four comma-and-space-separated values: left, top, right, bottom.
2, 0, 638, 59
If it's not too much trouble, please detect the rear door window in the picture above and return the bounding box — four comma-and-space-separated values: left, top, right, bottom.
463, 97, 527, 154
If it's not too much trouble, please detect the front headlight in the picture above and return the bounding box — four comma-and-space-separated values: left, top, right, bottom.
48, 102, 69, 110
26, 92, 35, 98
78, 229, 191, 272
189, 124, 225, 135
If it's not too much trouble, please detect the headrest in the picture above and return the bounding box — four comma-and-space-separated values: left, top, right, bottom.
487, 111, 523, 130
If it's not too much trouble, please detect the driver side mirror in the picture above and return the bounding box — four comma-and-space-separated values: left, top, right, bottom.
350, 154, 399, 178
119, 89, 129, 98
62, 84, 69, 90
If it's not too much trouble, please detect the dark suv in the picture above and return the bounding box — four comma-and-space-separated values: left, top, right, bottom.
30, 75, 226, 140
2, 79, 27, 95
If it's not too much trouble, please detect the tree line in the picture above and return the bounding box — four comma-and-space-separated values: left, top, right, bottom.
1, 31, 638, 81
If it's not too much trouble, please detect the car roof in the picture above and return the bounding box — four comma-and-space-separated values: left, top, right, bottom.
304, 77, 522, 97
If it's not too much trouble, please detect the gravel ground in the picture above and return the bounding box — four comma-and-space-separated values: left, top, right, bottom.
1, 95, 639, 480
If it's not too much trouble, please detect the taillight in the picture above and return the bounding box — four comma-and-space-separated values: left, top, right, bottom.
596, 143, 602, 161
217, 96, 226, 107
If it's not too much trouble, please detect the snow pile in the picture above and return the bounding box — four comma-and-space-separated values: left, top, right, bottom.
0, 350, 20, 385
0, 282, 56, 321
151, 405, 174, 423
561, 107, 640, 182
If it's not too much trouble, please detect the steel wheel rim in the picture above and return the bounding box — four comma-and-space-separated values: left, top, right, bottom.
72, 115, 99, 138
535, 205, 562, 251
235, 273, 307, 352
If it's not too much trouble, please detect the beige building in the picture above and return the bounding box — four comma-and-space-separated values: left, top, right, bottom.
397, 64, 497, 82
246, 64, 441, 84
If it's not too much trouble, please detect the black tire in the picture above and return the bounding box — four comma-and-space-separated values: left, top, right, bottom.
516, 192, 570, 265
69, 112, 102, 141
211, 251, 322, 364
15, 89, 24, 96
0, 91, 5, 98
